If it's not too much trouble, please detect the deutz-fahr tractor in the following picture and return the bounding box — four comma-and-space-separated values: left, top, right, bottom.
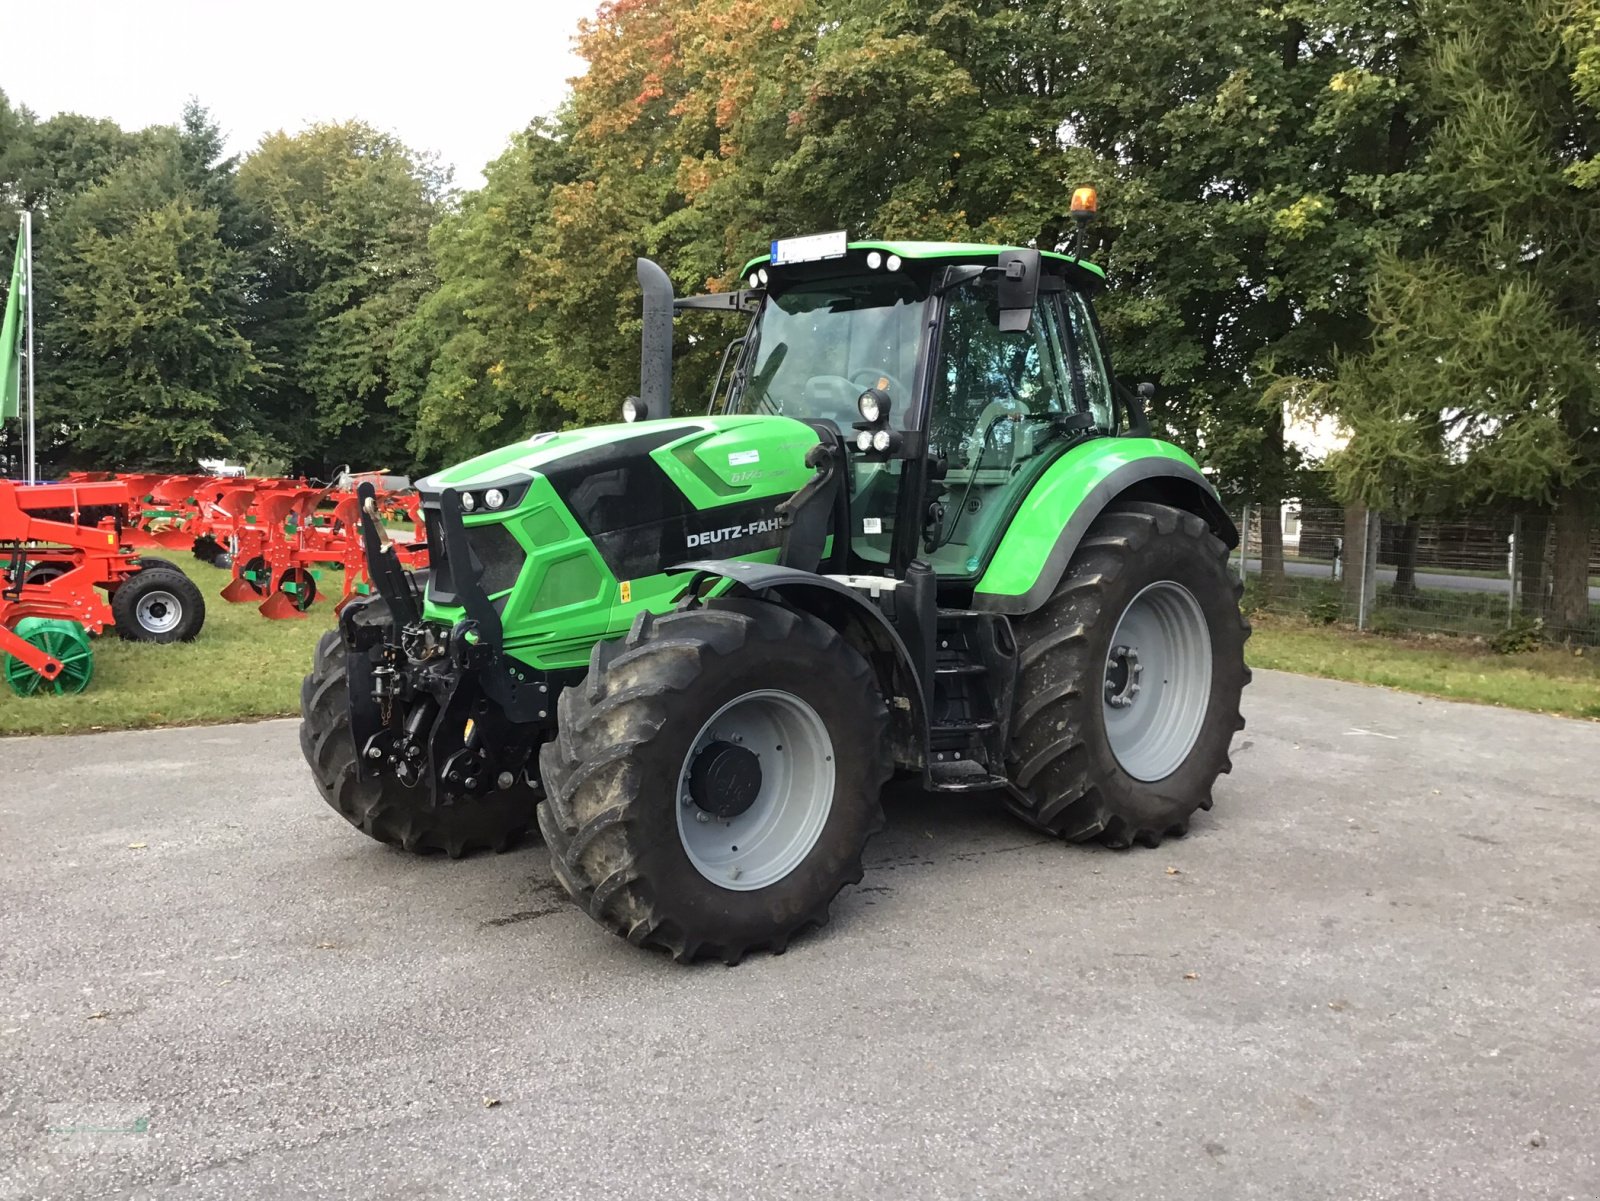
300, 227, 1249, 964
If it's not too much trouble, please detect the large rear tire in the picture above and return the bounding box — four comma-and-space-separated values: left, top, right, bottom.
1006, 501, 1249, 847
538, 601, 892, 964
298, 609, 536, 856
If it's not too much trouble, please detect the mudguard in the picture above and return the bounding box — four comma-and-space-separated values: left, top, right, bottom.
672, 559, 929, 769
971, 438, 1237, 616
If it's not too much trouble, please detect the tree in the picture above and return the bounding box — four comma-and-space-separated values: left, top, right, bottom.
51, 194, 260, 468
1324, 0, 1600, 635
393, 124, 582, 463
237, 122, 445, 475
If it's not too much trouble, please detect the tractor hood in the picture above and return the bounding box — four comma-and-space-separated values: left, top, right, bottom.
411, 414, 828, 668
417, 414, 821, 497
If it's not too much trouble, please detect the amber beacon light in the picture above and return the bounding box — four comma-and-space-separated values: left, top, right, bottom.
1070, 186, 1098, 215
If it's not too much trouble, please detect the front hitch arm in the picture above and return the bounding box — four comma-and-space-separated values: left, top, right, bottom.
355, 481, 421, 628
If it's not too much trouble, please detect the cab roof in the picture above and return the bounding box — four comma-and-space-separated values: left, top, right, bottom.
740, 239, 1106, 284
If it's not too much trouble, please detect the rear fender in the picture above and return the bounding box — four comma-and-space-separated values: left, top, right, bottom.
972, 440, 1237, 616
672, 560, 928, 770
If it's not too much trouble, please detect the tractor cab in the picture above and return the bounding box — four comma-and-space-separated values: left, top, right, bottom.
678, 237, 1123, 593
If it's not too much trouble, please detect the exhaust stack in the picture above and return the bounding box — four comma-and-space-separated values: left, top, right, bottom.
636, 258, 674, 419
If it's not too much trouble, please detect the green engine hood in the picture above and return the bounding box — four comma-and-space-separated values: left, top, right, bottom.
415, 414, 825, 671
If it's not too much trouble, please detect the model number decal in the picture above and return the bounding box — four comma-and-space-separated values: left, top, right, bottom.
686, 517, 782, 548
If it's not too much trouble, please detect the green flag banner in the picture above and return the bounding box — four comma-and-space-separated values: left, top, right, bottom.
0, 236, 23, 423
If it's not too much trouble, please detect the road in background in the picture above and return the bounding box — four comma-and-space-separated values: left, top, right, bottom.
1234, 555, 1600, 601
3, 672, 1597, 1200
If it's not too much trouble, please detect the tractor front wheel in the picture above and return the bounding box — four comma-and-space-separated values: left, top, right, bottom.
111, 568, 206, 643
538, 601, 891, 964
1006, 501, 1249, 847
298, 617, 536, 856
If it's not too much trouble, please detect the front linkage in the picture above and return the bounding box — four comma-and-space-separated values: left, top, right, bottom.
342, 482, 567, 806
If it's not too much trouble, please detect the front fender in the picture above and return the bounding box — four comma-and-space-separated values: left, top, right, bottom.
671, 560, 929, 770
972, 438, 1235, 616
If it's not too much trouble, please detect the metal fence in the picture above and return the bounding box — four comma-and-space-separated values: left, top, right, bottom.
1227, 501, 1600, 647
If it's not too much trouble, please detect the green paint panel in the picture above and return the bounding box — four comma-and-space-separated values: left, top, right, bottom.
974, 437, 1205, 602
648, 416, 818, 510
531, 553, 603, 612
420, 414, 820, 673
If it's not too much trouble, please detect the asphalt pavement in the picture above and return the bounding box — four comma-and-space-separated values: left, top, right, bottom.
3, 671, 1598, 1200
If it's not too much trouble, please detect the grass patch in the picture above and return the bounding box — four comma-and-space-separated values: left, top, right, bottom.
1247, 614, 1600, 721
0, 560, 336, 737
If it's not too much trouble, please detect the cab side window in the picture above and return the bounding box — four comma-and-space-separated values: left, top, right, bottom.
930, 283, 1075, 468
1064, 292, 1114, 431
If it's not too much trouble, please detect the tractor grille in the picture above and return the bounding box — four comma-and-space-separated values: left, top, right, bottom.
465, 522, 525, 596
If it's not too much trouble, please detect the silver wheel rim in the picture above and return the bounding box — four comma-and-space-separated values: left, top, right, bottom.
136, 589, 183, 634
676, 689, 835, 891
1103, 581, 1212, 782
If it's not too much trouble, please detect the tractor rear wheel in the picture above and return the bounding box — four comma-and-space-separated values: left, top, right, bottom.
111, 568, 206, 643
538, 601, 891, 964
1006, 501, 1249, 847
298, 611, 536, 856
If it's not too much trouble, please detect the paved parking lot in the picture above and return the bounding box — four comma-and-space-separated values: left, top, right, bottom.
3, 669, 1597, 1200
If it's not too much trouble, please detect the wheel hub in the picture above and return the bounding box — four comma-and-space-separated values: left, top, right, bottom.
687, 740, 763, 818
1101, 581, 1214, 782
1104, 643, 1144, 709
675, 689, 836, 892
136, 590, 182, 634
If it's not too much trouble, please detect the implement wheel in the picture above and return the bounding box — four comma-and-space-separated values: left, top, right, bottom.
538, 601, 892, 964
112, 568, 206, 643
133, 556, 182, 574
277, 568, 318, 612
1006, 501, 1249, 847
298, 606, 536, 856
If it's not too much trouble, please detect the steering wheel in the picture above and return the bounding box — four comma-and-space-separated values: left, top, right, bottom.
849, 369, 910, 409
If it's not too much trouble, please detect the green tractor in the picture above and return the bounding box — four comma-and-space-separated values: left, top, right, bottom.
300, 232, 1249, 963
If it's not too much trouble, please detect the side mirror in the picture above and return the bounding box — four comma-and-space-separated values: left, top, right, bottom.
994, 248, 1041, 333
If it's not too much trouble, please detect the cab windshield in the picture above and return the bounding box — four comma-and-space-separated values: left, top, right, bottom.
722, 277, 928, 429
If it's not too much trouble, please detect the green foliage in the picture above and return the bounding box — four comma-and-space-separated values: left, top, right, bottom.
237, 122, 445, 473
2, 0, 1598, 505
1324, 0, 1600, 514
1491, 613, 1546, 654
1, 97, 443, 475
53, 196, 258, 468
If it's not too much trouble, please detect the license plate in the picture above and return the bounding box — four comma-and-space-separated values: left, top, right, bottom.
770, 231, 848, 266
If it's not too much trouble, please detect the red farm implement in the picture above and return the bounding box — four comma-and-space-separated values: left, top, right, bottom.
0, 479, 207, 695
221, 480, 428, 619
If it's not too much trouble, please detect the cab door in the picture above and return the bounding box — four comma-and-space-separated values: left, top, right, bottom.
921, 279, 1104, 578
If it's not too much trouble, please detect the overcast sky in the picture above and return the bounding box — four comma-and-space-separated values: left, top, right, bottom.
4, 0, 598, 188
